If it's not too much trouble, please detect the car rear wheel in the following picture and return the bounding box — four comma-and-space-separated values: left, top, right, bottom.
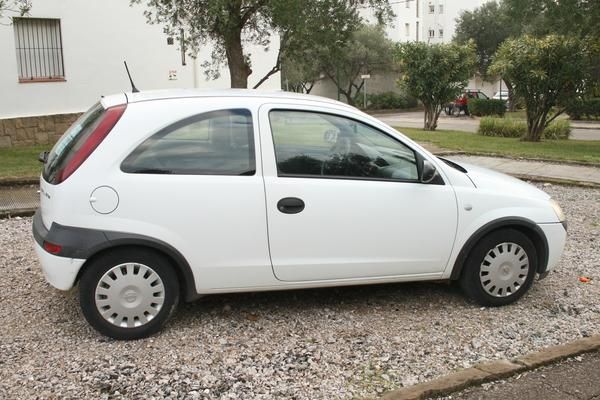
79, 248, 179, 340
460, 229, 537, 307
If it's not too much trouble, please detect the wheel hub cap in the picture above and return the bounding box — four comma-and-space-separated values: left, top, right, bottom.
95, 263, 165, 328
479, 242, 529, 297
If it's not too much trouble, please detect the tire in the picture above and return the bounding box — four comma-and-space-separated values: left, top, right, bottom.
459, 229, 537, 307
79, 248, 179, 340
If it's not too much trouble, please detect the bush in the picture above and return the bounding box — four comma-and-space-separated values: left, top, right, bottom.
479, 117, 571, 139
542, 120, 571, 139
566, 98, 600, 120
469, 99, 507, 117
367, 92, 418, 110
479, 117, 526, 137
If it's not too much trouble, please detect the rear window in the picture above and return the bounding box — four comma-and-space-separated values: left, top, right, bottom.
43, 103, 106, 183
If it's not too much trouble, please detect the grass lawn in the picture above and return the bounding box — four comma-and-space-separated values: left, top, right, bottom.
396, 127, 600, 165
0, 145, 45, 180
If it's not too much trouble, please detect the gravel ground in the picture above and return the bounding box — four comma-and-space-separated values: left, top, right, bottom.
0, 184, 598, 400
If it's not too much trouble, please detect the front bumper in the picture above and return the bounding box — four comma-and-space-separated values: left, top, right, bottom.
538, 222, 567, 274
32, 210, 85, 290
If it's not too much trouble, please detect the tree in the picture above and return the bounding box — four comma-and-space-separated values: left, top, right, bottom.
281, 52, 322, 93
134, 0, 392, 89
394, 41, 477, 131
503, 0, 600, 39
0, 0, 30, 22
454, 1, 519, 110
314, 24, 395, 106
490, 35, 591, 141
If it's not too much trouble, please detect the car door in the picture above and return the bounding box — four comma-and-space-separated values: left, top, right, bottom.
116, 106, 271, 290
259, 105, 458, 282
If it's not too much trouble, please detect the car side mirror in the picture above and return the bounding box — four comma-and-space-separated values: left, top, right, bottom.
420, 159, 438, 184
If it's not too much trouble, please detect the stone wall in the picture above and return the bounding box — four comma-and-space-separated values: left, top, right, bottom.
0, 113, 82, 148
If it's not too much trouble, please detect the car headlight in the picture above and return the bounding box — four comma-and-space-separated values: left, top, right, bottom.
550, 199, 566, 222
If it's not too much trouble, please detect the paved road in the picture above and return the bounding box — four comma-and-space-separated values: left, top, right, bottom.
373, 111, 600, 141
443, 351, 600, 400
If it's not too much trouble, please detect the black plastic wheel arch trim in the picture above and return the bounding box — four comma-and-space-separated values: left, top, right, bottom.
449, 217, 550, 280
32, 209, 199, 302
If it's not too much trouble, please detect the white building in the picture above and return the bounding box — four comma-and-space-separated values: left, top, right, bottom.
385, 0, 490, 44
0, 0, 280, 119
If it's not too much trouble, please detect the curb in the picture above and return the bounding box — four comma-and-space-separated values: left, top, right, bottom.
0, 177, 39, 187
0, 209, 36, 219
379, 334, 600, 400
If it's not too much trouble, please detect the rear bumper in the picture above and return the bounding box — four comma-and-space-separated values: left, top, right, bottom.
538, 222, 567, 274
32, 210, 86, 290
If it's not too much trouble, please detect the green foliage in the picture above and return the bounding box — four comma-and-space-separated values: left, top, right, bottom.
454, 1, 518, 78
479, 117, 526, 138
134, 0, 393, 89
0, 0, 30, 20
479, 117, 570, 139
503, 0, 600, 39
490, 35, 591, 141
566, 98, 600, 120
366, 91, 417, 110
394, 41, 477, 130
315, 24, 396, 106
469, 99, 507, 117
542, 120, 571, 140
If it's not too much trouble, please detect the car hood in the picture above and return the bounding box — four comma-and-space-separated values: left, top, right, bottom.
452, 160, 550, 201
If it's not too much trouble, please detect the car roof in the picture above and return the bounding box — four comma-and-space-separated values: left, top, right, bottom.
101, 89, 349, 109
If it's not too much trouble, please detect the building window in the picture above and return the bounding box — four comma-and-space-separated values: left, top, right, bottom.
429, 29, 435, 38
439, 29, 444, 38
439, 4, 444, 14
13, 18, 65, 82
405, 23, 410, 36
429, 4, 435, 13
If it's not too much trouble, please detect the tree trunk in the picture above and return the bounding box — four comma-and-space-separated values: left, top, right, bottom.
225, 31, 251, 88
423, 104, 438, 131
505, 80, 516, 112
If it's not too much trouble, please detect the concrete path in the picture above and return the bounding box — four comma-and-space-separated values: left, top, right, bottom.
373, 111, 600, 141
447, 155, 600, 186
447, 350, 600, 400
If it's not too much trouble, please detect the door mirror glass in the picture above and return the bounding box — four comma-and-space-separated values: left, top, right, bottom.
420, 159, 438, 183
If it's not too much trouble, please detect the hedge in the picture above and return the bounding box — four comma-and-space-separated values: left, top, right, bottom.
566, 98, 600, 120
469, 99, 507, 117
367, 92, 418, 110
479, 117, 571, 139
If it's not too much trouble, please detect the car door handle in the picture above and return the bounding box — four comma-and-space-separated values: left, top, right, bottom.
277, 197, 305, 214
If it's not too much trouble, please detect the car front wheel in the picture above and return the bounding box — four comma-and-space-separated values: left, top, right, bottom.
79, 248, 179, 340
460, 229, 537, 307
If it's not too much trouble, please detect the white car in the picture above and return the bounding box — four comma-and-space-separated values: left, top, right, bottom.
33, 90, 567, 339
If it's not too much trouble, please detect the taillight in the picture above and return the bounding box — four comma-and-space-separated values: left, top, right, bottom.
56, 104, 126, 183
43, 241, 62, 255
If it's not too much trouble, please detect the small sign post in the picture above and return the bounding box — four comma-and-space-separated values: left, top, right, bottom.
361, 74, 371, 109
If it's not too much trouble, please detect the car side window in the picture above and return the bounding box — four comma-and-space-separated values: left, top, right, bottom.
122, 109, 255, 176
269, 110, 418, 181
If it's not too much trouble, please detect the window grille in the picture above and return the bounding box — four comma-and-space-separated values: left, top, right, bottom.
13, 18, 65, 82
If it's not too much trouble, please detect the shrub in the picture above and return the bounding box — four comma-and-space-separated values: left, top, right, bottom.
479, 117, 571, 139
469, 99, 507, 117
479, 117, 526, 138
566, 98, 600, 120
542, 120, 571, 139
367, 92, 418, 110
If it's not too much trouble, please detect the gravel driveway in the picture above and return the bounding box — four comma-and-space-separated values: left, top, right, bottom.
1, 184, 598, 400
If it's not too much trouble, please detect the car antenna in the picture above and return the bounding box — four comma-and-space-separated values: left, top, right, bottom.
124, 61, 140, 93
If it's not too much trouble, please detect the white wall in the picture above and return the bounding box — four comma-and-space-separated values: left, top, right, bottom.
0, 0, 280, 118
